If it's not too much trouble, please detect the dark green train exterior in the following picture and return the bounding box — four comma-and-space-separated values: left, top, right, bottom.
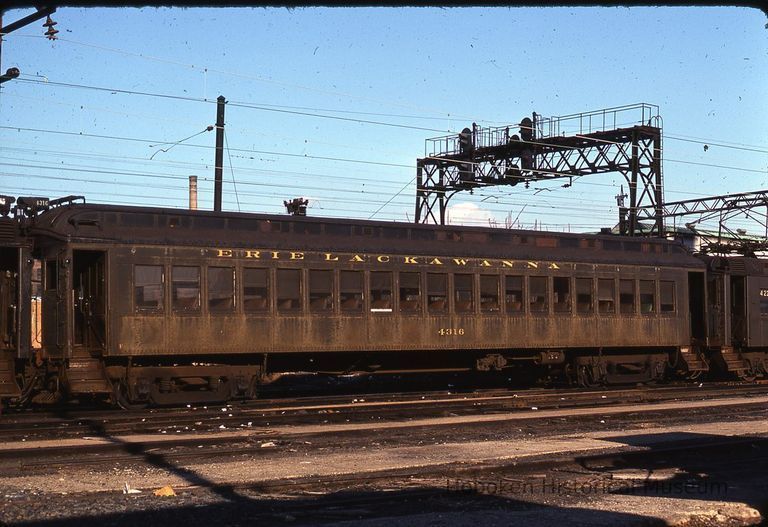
1, 198, 766, 405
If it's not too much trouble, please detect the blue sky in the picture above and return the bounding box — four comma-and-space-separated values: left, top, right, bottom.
1, 6, 766, 232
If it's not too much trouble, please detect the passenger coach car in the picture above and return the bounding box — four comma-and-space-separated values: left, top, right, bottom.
0, 197, 765, 406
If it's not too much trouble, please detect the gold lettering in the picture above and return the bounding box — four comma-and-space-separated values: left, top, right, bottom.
271, 251, 280, 260
349, 254, 365, 263
217, 249, 233, 258
290, 252, 305, 260
453, 258, 468, 266
479, 260, 492, 267
527, 261, 538, 269
377, 255, 390, 263
501, 260, 515, 268
245, 250, 261, 259
404, 256, 419, 264
429, 258, 443, 265
548, 263, 560, 270
324, 253, 340, 261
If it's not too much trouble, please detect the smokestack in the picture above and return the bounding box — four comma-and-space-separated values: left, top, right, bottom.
189, 176, 198, 210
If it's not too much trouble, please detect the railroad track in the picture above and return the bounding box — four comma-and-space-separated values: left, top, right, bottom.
1, 384, 767, 474
1, 381, 767, 442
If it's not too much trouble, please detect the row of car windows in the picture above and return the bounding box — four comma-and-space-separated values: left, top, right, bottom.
134, 265, 677, 315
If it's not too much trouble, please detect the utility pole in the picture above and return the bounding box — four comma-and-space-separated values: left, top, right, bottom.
213, 95, 226, 212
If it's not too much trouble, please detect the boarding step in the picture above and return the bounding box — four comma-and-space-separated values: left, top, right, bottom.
718, 347, 750, 374
0, 353, 20, 397
678, 347, 709, 372
64, 357, 111, 394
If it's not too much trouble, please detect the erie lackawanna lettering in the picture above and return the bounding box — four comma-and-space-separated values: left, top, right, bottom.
213, 248, 562, 270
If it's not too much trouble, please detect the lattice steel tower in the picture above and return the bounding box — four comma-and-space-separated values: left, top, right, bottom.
414, 103, 663, 236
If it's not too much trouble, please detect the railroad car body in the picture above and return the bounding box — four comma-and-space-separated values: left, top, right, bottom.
697, 255, 768, 379
28, 202, 701, 402
0, 196, 34, 400
0, 198, 766, 406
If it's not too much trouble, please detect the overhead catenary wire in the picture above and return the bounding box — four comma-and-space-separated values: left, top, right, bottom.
7, 78, 766, 201
0, 150, 756, 230
2, 125, 763, 198
0, 148, 415, 193
0, 168, 619, 220
5, 181, 629, 231
2, 91, 423, 159
3, 173, 736, 234
0, 160, 622, 223
12, 78, 451, 134
9, 88, 766, 165
0, 177, 611, 219
3, 84, 765, 230
4, 34, 512, 124
11, 76, 767, 167
223, 129, 241, 212
0, 166, 756, 242
4, 170, 751, 233
0, 144, 743, 212
0, 125, 415, 169
0, 183, 625, 228
149, 125, 214, 160
664, 133, 768, 154
368, 177, 417, 220
0, 160, 634, 219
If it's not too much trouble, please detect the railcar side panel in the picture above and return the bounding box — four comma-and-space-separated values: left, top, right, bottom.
118, 315, 165, 354
14, 201, 768, 407
101, 243, 694, 357
747, 275, 768, 347
25, 207, 702, 380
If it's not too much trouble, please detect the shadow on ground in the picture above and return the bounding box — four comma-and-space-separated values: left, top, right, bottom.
573, 431, 768, 522
3, 485, 674, 527
3, 406, 765, 526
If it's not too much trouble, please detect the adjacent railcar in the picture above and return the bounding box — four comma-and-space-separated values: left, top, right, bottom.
0, 196, 34, 400
22, 202, 707, 404
698, 255, 768, 380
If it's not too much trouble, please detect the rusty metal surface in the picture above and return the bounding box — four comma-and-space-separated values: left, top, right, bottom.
2, 199, 768, 400
30, 204, 698, 268
104, 246, 693, 357
16, 204, 705, 360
